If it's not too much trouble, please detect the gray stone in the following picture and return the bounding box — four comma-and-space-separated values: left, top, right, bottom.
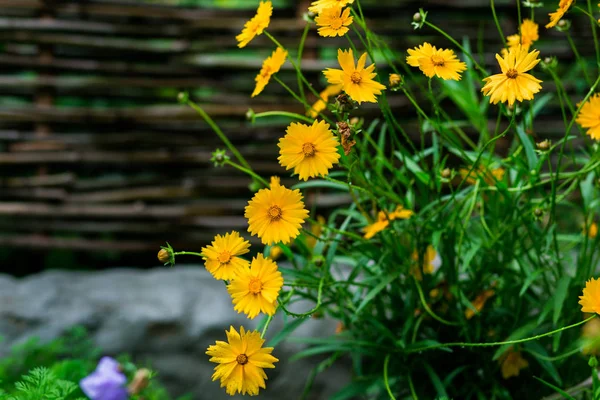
0, 267, 351, 399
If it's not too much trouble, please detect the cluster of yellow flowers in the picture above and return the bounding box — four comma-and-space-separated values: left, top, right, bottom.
202, 0, 600, 395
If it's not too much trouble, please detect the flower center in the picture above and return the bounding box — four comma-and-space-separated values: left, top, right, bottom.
236, 354, 249, 365
330, 18, 343, 29
350, 72, 362, 84
267, 205, 282, 221
302, 142, 316, 157
506, 68, 519, 79
217, 250, 232, 264
248, 277, 263, 294
431, 55, 445, 67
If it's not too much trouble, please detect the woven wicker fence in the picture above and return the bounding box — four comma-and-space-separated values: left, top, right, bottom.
0, 0, 593, 272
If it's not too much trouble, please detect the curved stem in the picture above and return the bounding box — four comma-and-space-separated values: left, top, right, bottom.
186, 98, 252, 171
383, 354, 397, 400
253, 111, 314, 124
491, 0, 506, 46
224, 160, 269, 187
261, 314, 274, 339
413, 276, 460, 326
404, 315, 596, 354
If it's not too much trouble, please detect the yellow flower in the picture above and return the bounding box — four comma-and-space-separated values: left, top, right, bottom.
499, 348, 529, 379
362, 205, 413, 239
307, 85, 343, 118
252, 47, 288, 98
245, 180, 309, 245
227, 254, 283, 319
580, 278, 600, 314
278, 120, 341, 181
411, 245, 442, 281
465, 289, 495, 319
481, 46, 542, 107
236, 1, 272, 48
315, 5, 353, 37
201, 231, 251, 280
407, 42, 467, 81
587, 222, 599, 238
406, 42, 435, 68
576, 93, 600, 140
206, 326, 278, 396
323, 48, 386, 104
309, 0, 354, 14
506, 19, 539, 50
459, 165, 505, 186
389, 73, 402, 87
546, 0, 574, 29
268, 245, 283, 260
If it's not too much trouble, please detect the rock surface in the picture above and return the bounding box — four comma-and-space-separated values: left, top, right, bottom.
0, 267, 351, 399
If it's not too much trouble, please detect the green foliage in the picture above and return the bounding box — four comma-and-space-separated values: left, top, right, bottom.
0, 328, 186, 399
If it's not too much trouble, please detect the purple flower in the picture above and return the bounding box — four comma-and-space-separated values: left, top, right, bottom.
80, 357, 129, 400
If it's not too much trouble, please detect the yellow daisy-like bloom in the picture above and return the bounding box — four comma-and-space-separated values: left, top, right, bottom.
576, 93, 600, 140
227, 254, 283, 319
546, 0, 574, 29
323, 48, 386, 104
362, 205, 413, 239
411, 245, 442, 281
245, 180, 309, 245
506, 19, 539, 50
406, 42, 435, 68
308, 0, 354, 14
580, 278, 600, 314
307, 84, 343, 118
206, 326, 278, 396
201, 231, 250, 280
499, 348, 529, 379
315, 5, 353, 37
236, 1, 272, 48
407, 42, 467, 81
252, 47, 288, 97
389, 73, 402, 87
278, 120, 341, 181
465, 289, 495, 319
481, 46, 542, 107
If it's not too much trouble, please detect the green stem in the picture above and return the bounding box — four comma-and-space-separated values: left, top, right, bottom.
491, 0, 506, 45
264, 31, 322, 100
173, 251, 204, 257
566, 32, 592, 85
587, 0, 600, 69
261, 314, 274, 339
296, 23, 310, 105
424, 21, 487, 75
404, 315, 596, 354
186, 98, 252, 171
383, 355, 397, 400
407, 373, 419, 400
224, 160, 269, 187
413, 276, 460, 326
253, 111, 314, 123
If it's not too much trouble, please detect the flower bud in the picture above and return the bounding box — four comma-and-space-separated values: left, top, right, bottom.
158, 243, 175, 266
177, 91, 189, 104
534, 208, 544, 218
389, 73, 403, 90
413, 12, 421, 22
536, 139, 550, 150
157, 249, 170, 264
128, 368, 151, 395
441, 168, 451, 179
210, 149, 230, 167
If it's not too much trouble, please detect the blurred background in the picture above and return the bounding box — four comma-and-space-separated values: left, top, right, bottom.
0, 0, 594, 276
